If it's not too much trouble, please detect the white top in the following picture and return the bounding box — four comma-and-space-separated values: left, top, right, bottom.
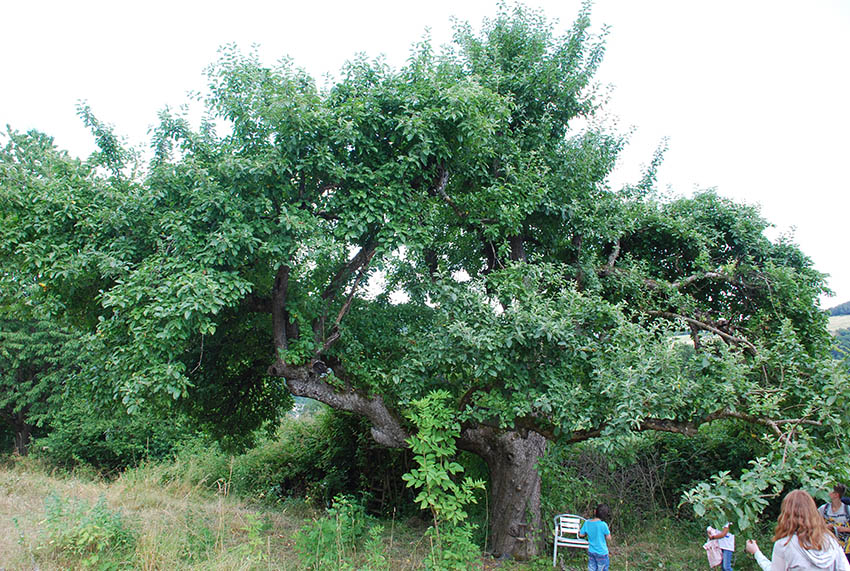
755, 534, 850, 571
708, 524, 735, 551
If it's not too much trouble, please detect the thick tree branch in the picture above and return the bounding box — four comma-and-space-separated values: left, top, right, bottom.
272, 265, 290, 353
599, 239, 620, 275
672, 271, 729, 290
313, 238, 378, 346
509, 235, 526, 263
317, 250, 375, 356
598, 265, 749, 294
508, 406, 819, 446
241, 293, 271, 313
432, 167, 459, 215
321, 238, 378, 302
269, 362, 409, 447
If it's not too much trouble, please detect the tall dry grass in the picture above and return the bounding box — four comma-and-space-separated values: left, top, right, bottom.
0, 455, 308, 570
0, 455, 437, 570
0, 454, 744, 570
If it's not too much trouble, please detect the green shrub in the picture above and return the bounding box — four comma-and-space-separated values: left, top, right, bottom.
295, 494, 372, 570
361, 524, 391, 570
42, 491, 137, 568
160, 408, 416, 513
179, 509, 217, 562
539, 420, 768, 536
35, 397, 194, 473
402, 391, 484, 570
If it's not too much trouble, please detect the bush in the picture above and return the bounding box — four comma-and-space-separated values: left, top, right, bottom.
220, 408, 413, 511
35, 397, 195, 473
540, 420, 768, 535
295, 494, 373, 570
41, 492, 137, 568
130, 407, 417, 515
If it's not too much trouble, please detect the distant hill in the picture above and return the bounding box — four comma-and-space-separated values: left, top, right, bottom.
828, 315, 850, 333
829, 300, 850, 316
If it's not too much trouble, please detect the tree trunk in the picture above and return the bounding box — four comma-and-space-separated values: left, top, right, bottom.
13, 411, 32, 456
459, 426, 547, 560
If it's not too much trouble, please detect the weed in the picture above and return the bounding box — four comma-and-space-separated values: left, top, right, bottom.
295, 494, 370, 570
42, 491, 137, 568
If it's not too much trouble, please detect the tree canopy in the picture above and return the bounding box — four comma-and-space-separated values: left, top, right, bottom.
1, 3, 846, 559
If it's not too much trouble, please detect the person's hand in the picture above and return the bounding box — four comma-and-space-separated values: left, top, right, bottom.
746, 539, 760, 555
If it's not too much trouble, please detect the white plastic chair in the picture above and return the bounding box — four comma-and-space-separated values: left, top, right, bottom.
553, 513, 589, 566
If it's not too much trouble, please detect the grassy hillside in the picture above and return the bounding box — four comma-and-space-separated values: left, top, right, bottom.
829, 315, 850, 333
0, 456, 773, 570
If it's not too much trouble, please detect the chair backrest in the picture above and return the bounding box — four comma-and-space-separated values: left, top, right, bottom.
555, 514, 584, 537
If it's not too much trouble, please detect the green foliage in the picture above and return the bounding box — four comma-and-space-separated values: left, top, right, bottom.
42, 492, 137, 569
682, 432, 850, 530
295, 494, 371, 570
403, 391, 485, 526
179, 510, 217, 562
142, 409, 415, 513
648, 424, 770, 502
361, 524, 391, 571
0, 304, 83, 454
1, 3, 846, 555
833, 328, 850, 361
35, 396, 193, 472
231, 512, 271, 563
402, 391, 484, 569
540, 424, 768, 536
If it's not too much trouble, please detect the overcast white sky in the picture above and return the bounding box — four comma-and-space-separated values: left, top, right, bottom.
3, 0, 849, 305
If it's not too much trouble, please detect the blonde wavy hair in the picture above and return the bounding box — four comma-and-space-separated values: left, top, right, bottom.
773, 489, 833, 550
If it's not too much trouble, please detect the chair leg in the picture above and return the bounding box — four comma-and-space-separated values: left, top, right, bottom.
553, 544, 557, 567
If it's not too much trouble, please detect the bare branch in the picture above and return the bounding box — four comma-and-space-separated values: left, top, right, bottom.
314, 238, 378, 346
647, 310, 757, 354
600, 239, 620, 275
321, 238, 377, 302
317, 249, 376, 356
672, 271, 730, 290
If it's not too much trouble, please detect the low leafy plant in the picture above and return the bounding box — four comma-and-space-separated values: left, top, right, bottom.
295, 493, 370, 570
42, 491, 137, 568
361, 523, 391, 571
402, 390, 485, 570
232, 512, 271, 562
180, 509, 216, 562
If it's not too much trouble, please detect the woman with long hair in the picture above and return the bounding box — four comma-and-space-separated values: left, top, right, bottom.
746, 490, 850, 570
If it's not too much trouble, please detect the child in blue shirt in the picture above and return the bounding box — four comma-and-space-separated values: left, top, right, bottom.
579, 504, 612, 571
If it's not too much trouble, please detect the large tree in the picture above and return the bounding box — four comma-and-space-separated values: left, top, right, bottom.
2, 4, 847, 558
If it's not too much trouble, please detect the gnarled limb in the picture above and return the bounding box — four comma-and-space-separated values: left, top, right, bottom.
269, 361, 409, 448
